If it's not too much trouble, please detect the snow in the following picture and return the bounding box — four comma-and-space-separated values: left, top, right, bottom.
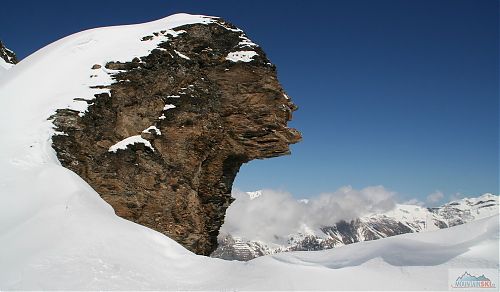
165, 29, 187, 38
0, 13, 498, 290
174, 49, 190, 60
0, 58, 13, 70
108, 135, 154, 152
226, 50, 258, 62
142, 125, 161, 136
0, 13, 212, 166
218, 190, 498, 259
381, 204, 434, 229
215, 22, 242, 33
157, 104, 176, 121
0, 56, 14, 78
0, 13, 214, 135
0, 182, 497, 291
163, 103, 176, 110
237, 35, 258, 48
445, 193, 498, 214
379, 194, 499, 231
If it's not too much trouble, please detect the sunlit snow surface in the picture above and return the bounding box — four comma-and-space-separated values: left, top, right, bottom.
142, 125, 162, 136
0, 14, 498, 290
0, 57, 14, 78
108, 135, 155, 152
226, 50, 258, 62
0, 58, 13, 70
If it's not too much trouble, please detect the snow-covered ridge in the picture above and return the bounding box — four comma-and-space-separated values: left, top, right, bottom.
213, 192, 499, 260
0, 58, 13, 70
0, 13, 219, 166
383, 193, 499, 230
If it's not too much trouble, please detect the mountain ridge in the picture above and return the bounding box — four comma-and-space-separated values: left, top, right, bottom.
212, 193, 499, 260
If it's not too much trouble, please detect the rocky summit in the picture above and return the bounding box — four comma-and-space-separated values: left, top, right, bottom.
51, 17, 301, 255
0, 41, 17, 65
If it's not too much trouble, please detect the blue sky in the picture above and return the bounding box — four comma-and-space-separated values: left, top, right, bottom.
1, 0, 498, 203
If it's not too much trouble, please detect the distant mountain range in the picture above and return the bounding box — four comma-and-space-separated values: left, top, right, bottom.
212, 193, 498, 261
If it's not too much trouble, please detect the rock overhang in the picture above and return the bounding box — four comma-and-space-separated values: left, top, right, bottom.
51, 15, 301, 255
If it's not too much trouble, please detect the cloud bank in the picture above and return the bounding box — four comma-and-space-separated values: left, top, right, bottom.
221, 186, 396, 244
426, 190, 444, 205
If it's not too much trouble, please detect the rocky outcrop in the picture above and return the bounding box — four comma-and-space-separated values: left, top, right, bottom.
51, 18, 301, 255
0, 41, 18, 65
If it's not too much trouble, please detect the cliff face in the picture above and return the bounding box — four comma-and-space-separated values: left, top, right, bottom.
51, 18, 301, 255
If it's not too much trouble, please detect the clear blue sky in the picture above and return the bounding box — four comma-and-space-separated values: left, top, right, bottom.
1, 0, 498, 202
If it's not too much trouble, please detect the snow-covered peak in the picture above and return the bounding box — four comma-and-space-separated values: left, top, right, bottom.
215, 193, 498, 260
379, 203, 430, 222
442, 193, 499, 210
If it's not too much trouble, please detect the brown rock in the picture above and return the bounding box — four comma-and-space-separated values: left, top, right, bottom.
51, 18, 301, 255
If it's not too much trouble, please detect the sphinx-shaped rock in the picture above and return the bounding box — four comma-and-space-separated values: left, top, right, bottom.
51, 16, 301, 255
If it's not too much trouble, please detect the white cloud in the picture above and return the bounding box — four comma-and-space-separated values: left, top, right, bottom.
448, 192, 465, 202
403, 198, 425, 206
221, 186, 397, 244
426, 191, 444, 205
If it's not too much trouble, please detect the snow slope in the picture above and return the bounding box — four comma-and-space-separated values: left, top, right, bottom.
0, 14, 498, 290
0, 58, 12, 70
0, 55, 14, 76
1, 193, 498, 290
214, 192, 498, 260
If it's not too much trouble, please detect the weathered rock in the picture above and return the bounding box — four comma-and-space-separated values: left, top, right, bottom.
0, 40, 18, 65
51, 18, 301, 255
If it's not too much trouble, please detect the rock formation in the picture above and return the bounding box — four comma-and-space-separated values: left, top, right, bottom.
51, 18, 301, 255
0, 40, 18, 65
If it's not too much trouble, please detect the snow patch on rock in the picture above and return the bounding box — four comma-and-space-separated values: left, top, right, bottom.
142, 126, 161, 136
174, 50, 190, 60
108, 135, 154, 152
226, 51, 258, 62
163, 104, 176, 110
